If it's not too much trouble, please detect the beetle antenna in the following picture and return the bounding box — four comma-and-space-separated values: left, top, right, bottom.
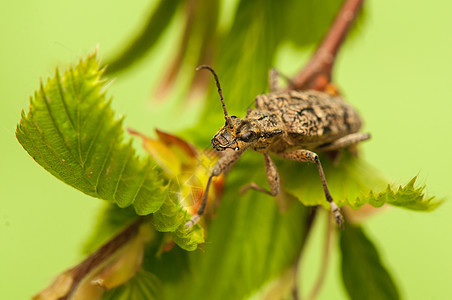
196, 65, 233, 127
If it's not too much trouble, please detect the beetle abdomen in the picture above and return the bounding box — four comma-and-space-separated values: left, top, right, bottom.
255, 90, 362, 145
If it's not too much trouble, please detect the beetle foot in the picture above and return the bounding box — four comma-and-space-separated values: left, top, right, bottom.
330, 202, 344, 229
185, 214, 200, 230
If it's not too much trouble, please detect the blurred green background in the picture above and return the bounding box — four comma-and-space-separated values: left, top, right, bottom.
1, 0, 451, 299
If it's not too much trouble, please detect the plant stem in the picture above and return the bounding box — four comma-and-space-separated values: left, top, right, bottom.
291, 1, 363, 297
292, 207, 318, 300
61, 218, 144, 299
306, 214, 333, 300
290, 0, 364, 91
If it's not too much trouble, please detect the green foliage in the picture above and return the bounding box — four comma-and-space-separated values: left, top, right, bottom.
340, 224, 400, 300
171, 220, 205, 252
278, 151, 439, 211
145, 152, 309, 300
105, 0, 183, 75
142, 235, 191, 284
203, 0, 345, 118
103, 0, 361, 146
177, 157, 307, 299
16, 0, 442, 299
153, 189, 205, 251
82, 204, 139, 255
16, 52, 166, 215
152, 188, 185, 233
358, 176, 441, 211
101, 269, 163, 300
104, 153, 308, 299
16, 52, 204, 251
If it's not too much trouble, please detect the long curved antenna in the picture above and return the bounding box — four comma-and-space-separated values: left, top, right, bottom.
196, 65, 233, 127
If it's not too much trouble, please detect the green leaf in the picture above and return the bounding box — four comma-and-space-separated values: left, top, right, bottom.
153, 186, 205, 251
278, 151, 383, 208
82, 204, 140, 255
171, 218, 204, 252
358, 176, 441, 211
104, 0, 183, 75
85, 150, 310, 298
101, 269, 163, 300
282, 0, 349, 48
205, 0, 283, 116
142, 236, 191, 284
278, 151, 439, 211
184, 0, 281, 144
152, 196, 184, 233
84, 190, 204, 253
340, 224, 400, 300
16, 51, 167, 215
154, 152, 309, 299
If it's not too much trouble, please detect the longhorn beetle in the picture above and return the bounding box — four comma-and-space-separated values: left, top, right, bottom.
186, 65, 370, 229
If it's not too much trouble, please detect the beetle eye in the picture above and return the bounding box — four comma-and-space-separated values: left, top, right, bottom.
238, 131, 256, 142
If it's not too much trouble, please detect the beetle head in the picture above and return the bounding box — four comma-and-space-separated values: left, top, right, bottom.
196, 65, 260, 152
211, 118, 259, 151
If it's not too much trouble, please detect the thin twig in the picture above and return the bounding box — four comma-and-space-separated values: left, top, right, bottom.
291, 1, 363, 298
292, 207, 318, 300
306, 213, 333, 300
61, 218, 144, 299
290, 0, 364, 91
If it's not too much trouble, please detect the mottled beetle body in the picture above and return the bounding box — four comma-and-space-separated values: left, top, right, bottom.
187, 66, 370, 229
213, 90, 363, 154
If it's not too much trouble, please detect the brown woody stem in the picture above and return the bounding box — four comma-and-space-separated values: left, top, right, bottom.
61, 218, 144, 299
290, 2, 363, 296
291, 0, 364, 91
306, 213, 333, 300
292, 207, 318, 300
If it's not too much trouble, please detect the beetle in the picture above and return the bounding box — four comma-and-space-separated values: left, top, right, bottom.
186, 65, 370, 229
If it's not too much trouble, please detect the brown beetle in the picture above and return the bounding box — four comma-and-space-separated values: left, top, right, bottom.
186, 66, 370, 229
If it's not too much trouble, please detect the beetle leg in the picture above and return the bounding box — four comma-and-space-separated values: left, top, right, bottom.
240, 153, 280, 196
269, 68, 280, 92
279, 149, 344, 228
317, 132, 370, 151
185, 149, 244, 229
269, 68, 296, 92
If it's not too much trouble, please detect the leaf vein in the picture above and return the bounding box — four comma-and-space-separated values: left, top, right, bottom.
93, 127, 120, 195
130, 161, 150, 206
81, 102, 110, 166
112, 147, 133, 203
69, 68, 84, 167
40, 82, 80, 167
